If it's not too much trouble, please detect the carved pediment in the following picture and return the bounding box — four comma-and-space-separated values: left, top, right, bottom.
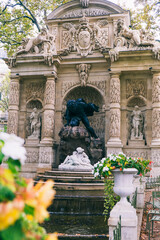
47, 0, 126, 20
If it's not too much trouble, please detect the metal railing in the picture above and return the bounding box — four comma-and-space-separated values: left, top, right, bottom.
146, 176, 160, 189
113, 215, 121, 240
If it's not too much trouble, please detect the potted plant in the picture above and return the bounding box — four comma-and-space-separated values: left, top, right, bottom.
93, 153, 152, 240
93, 152, 152, 179
93, 152, 152, 206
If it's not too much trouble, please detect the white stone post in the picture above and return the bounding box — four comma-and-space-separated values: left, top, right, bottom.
39, 70, 57, 170
107, 72, 123, 155
108, 169, 138, 240
7, 75, 20, 135
151, 71, 160, 177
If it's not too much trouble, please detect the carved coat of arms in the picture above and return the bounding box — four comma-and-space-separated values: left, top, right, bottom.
61, 15, 108, 57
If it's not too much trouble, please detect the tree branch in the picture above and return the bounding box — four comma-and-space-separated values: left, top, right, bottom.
0, 38, 21, 46
17, 0, 41, 31
0, 2, 21, 15
2, 15, 34, 25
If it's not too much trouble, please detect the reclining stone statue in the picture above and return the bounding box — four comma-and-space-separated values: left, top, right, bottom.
65, 98, 99, 138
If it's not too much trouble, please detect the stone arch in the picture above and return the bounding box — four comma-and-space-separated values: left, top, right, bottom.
127, 95, 147, 108
26, 100, 43, 139
62, 86, 105, 140
47, 0, 127, 20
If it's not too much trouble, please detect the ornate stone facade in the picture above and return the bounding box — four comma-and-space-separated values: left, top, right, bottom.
25, 82, 45, 102
110, 76, 120, 103
126, 79, 146, 99
109, 109, 120, 138
152, 75, 160, 103
152, 108, 160, 139
7, 112, 18, 134
8, 0, 160, 177
76, 63, 91, 86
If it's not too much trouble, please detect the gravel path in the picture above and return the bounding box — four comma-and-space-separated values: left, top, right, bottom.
140, 189, 160, 240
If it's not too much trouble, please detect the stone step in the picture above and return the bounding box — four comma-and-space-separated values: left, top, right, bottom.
43, 170, 94, 177
35, 177, 104, 190
37, 174, 103, 183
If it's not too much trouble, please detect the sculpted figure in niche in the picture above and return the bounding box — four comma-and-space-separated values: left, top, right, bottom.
29, 108, 41, 138
65, 98, 99, 138
131, 106, 144, 139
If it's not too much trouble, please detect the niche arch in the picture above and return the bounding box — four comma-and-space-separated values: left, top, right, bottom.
62, 86, 105, 140
126, 96, 147, 145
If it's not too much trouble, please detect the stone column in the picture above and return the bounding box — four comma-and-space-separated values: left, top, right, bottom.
41, 73, 57, 144
7, 76, 20, 135
39, 71, 57, 170
106, 72, 123, 155
151, 71, 160, 176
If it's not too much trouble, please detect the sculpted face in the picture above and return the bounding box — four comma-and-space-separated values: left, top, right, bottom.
78, 30, 90, 48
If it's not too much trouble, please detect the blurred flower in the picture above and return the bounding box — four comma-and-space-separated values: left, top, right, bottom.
0, 197, 24, 231
0, 167, 16, 192
45, 233, 58, 240
0, 133, 26, 164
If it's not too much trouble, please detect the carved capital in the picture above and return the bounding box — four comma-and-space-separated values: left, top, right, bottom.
76, 63, 91, 86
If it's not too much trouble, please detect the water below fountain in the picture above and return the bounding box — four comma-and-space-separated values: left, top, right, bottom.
42, 213, 109, 239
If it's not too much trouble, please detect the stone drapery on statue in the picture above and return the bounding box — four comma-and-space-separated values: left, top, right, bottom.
65, 98, 99, 138
58, 147, 93, 171
28, 108, 41, 139
130, 106, 144, 140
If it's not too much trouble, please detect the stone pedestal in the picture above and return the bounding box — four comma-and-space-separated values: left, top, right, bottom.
38, 145, 54, 171
108, 169, 138, 240
59, 126, 103, 165
128, 139, 145, 147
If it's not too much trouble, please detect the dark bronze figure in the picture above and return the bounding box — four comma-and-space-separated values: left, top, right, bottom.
65, 98, 99, 138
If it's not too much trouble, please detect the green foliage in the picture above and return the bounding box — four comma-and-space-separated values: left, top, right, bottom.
0, 219, 25, 240
103, 178, 120, 220
0, 184, 15, 202
131, 0, 160, 38
93, 153, 152, 179
0, 71, 10, 112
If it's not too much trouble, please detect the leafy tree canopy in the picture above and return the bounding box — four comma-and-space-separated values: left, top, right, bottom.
131, 0, 160, 39
0, 0, 159, 56
0, 70, 10, 112
0, 0, 70, 56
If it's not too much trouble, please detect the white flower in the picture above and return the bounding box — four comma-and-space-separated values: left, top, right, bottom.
101, 158, 106, 163
0, 133, 26, 164
103, 166, 109, 172
94, 172, 99, 178
99, 163, 103, 167
94, 162, 99, 168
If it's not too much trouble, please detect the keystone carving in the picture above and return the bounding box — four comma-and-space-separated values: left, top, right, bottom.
76, 63, 91, 86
